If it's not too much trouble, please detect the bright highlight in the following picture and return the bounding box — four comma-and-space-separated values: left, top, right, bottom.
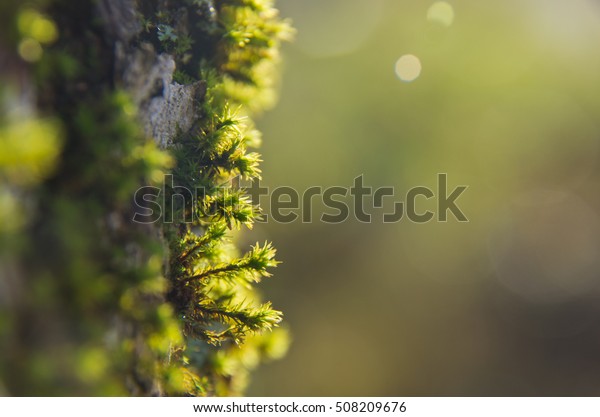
395, 55, 422, 82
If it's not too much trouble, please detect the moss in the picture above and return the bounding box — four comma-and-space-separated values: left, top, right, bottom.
0, 0, 292, 396
154, 0, 293, 395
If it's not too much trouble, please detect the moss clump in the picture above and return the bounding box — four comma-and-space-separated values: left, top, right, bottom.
152, 0, 293, 395
0, 0, 291, 396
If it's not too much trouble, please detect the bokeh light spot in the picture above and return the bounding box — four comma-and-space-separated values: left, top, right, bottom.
18, 8, 58, 44
427, 1, 455, 27
18, 38, 43, 63
395, 54, 422, 82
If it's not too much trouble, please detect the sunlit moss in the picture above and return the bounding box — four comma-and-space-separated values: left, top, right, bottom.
18, 38, 43, 62
17, 8, 58, 44
0, 0, 291, 397
151, 0, 292, 395
0, 117, 62, 185
76, 348, 109, 383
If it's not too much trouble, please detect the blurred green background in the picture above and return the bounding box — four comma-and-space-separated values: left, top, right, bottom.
247, 0, 600, 395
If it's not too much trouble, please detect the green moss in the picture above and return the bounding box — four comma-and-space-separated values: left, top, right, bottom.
155, 0, 293, 395
0, 0, 292, 396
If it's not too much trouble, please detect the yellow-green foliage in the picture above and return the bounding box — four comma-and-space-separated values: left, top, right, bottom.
158, 0, 293, 395
0, 0, 291, 396
218, 0, 294, 110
